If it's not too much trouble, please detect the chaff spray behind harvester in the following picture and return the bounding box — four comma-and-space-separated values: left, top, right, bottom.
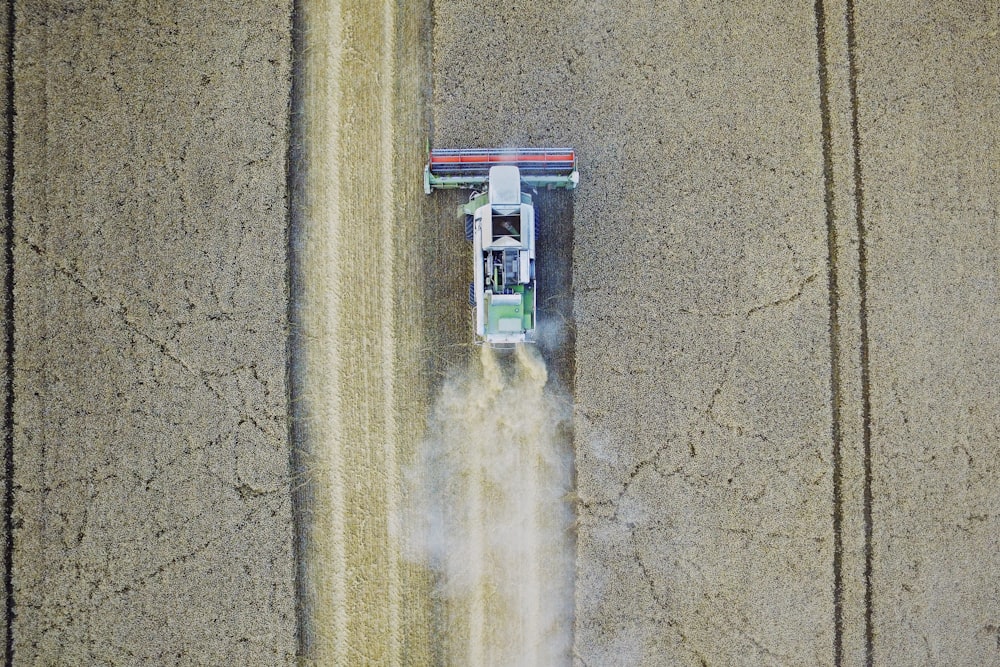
424, 148, 579, 347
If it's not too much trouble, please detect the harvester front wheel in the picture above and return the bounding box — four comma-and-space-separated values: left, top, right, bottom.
465, 215, 474, 241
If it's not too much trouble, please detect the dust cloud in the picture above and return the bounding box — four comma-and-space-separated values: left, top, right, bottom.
400, 345, 575, 666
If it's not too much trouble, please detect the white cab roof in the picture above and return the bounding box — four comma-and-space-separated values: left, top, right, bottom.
488, 165, 521, 205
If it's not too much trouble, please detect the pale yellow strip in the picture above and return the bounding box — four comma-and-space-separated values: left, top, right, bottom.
298, 0, 348, 663
298, 0, 428, 663
378, 0, 402, 662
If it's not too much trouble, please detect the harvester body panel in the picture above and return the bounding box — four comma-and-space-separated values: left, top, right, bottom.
472, 190, 535, 345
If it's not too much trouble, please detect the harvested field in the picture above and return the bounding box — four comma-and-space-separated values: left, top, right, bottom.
2, 1, 996, 665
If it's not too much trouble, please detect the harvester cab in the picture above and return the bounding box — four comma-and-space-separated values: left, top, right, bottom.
424, 148, 578, 347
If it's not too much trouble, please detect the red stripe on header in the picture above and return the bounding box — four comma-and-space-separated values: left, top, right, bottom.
430, 151, 575, 165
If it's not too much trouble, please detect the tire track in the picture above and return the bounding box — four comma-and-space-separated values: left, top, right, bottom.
842, 4, 874, 664
815, 1, 874, 664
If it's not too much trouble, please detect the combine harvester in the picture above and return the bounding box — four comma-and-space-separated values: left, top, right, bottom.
424, 148, 579, 347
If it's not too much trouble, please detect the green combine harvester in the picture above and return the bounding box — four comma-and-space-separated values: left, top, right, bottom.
424, 148, 579, 347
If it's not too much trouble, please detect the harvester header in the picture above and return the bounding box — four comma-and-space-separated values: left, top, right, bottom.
424, 147, 579, 193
